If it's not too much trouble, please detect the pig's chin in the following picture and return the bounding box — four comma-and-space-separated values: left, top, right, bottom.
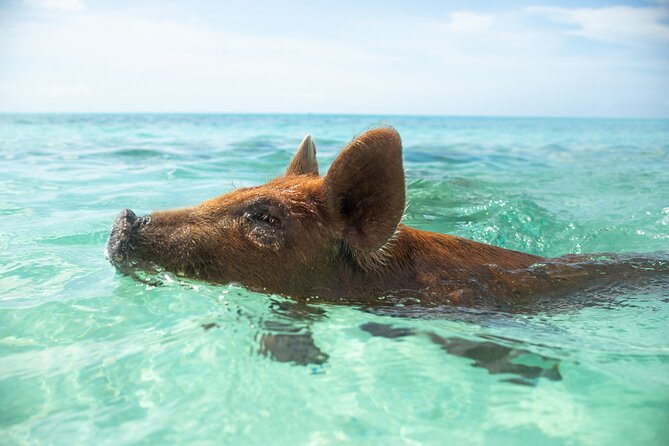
106, 251, 164, 285
106, 241, 175, 286
106, 244, 207, 287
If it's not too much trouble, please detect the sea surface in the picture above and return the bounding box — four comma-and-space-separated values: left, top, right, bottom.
1, 114, 668, 445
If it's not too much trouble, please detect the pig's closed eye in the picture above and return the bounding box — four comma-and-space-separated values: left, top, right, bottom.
244, 211, 280, 226
243, 209, 285, 250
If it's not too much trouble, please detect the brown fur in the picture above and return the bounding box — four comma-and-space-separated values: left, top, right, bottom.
107, 128, 659, 307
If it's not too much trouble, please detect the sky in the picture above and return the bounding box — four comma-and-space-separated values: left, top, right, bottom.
0, 0, 668, 117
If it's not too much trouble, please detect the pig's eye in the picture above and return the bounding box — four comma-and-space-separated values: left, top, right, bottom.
243, 209, 285, 250
244, 211, 280, 226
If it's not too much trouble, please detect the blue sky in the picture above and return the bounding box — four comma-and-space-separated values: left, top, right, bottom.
1, 0, 668, 117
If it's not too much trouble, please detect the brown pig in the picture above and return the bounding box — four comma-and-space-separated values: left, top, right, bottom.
107, 128, 662, 307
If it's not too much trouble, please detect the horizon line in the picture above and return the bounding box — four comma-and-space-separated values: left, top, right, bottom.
1, 111, 668, 121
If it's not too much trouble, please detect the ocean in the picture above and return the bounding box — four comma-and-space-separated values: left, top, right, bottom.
1, 114, 668, 445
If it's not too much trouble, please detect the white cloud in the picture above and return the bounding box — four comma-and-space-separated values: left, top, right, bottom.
527, 5, 669, 43
32, 83, 93, 98
23, 0, 85, 12
0, 4, 667, 116
0, 81, 93, 101
0, 82, 14, 95
447, 12, 495, 33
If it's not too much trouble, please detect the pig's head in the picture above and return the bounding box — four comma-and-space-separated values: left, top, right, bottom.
107, 127, 405, 297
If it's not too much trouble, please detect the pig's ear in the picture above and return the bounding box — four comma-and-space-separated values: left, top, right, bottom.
286, 135, 319, 176
324, 128, 405, 251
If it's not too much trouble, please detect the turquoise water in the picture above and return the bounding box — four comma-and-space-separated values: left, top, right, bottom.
1, 114, 668, 445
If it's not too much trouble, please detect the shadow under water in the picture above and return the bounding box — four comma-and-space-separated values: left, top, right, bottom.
360, 322, 562, 386
197, 253, 667, 385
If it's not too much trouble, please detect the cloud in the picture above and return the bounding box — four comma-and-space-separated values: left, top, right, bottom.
23, 0, 85, 12
527, 5, 669, 44
0, 81, 93, 100
32, 83, 93, 98
0, 3, 667, 116
447, 12, 495, 33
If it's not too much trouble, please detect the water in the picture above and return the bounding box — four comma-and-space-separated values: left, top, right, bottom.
1, 114, 668, 445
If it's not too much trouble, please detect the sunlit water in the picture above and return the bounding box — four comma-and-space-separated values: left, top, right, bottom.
1, 114, 668, 445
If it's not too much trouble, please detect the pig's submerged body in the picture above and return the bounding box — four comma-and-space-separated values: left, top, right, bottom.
108, 128, 667, 307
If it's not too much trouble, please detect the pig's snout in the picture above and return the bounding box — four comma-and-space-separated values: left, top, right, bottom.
107, 208, 143, 267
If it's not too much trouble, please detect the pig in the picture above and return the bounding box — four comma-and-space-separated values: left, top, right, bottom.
107, 128, 664, 307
